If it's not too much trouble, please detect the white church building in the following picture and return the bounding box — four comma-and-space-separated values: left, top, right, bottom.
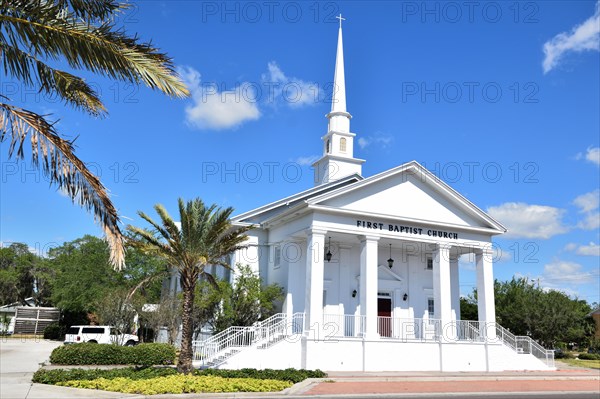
191, 19, 555, 372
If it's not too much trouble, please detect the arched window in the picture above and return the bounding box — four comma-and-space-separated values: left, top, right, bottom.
340, 137, 347, 152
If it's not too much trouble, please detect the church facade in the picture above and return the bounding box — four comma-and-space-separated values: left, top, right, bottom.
190, 20, 555, 372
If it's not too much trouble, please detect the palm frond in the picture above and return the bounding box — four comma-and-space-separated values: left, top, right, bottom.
0, 103, 125, 269
0, 42, 106, 116
0, 12, 189, 98
55, 0, 125, 21
128, 198, 251, 276
1, 0, 125, 23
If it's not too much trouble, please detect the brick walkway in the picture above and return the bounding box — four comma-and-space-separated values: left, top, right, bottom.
304, 379, 600, 395
300, 367, 600, 396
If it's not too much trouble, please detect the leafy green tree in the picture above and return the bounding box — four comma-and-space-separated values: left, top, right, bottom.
48, 235, 166, 313
0, 243, 42, 304
49, 236, 122, 312
494, 277, 593, 347
192, 264, 284, 335
193, 278, 228, 336
222, 264, 283, 330
128, 198, 250, 374
459, 296, 478, 321
0, 1, 189, 268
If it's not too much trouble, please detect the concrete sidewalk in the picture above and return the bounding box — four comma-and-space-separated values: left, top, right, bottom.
1, 339, 137, 399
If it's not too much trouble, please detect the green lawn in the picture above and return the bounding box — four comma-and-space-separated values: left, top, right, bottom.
558, 359, 600, 370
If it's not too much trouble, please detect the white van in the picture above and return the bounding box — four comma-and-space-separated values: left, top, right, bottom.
64, 325, 138, 346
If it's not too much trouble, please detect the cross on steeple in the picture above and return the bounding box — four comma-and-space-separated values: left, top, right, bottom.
336, 14, 345, 29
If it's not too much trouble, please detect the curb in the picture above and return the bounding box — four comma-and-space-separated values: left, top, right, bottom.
325, 375, 600, 382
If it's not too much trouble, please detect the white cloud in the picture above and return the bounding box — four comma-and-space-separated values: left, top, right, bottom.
179, 66, 260, 130
293, 155, 319, 166
515, 259, 599, 297
575, 147, 600, 165
357, 133, 393, 150
574, 189, 600, 230
583, 147, 600, 165
542, 2, 600, 73
357, 137, 369, 149
564, 242, 578, 252
262, 62, 320, 108
574, 189, 600, 213
566, 242, 600, 256
487, 202, 568, 239
578, 212, 600, 230
542, 260, 599, 285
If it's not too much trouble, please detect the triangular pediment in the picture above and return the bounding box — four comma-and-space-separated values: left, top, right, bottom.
309, 161, 505, 232
231, 174, 362, 224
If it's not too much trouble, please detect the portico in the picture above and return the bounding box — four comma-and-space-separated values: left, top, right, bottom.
297, 221, 497, 344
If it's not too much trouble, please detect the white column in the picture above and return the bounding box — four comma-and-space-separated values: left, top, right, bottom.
359, 235, 379, 339
476, 249, 496, 338
304, 229, 326, 337
450, 256, 460, 321
338, 245, 352, 317
433, 245, 453, 341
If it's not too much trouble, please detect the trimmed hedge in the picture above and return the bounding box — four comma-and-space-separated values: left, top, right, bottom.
32, 367, 177, 384
49, 343, 176, 366
578, 353, 600, 361
197, 368, 327, 383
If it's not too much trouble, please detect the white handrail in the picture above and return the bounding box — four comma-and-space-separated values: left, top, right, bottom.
193, 312, 304, 366
496, 324, 555, 368
194, 313, 553, 369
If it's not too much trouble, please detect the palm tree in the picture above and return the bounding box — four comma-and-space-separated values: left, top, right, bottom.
127, 198, 250, 374
0, 1, 189, 269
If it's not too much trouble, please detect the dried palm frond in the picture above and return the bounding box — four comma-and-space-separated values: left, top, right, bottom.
0, 102, 125, 269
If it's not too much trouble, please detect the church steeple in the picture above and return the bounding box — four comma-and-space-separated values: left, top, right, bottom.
312, 15, 364, 186
330, 15, 347, 117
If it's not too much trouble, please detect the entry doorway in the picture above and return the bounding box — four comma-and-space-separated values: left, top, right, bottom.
378, 297, 392, 337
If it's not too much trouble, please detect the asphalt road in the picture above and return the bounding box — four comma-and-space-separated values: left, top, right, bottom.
288, 395, 599, 399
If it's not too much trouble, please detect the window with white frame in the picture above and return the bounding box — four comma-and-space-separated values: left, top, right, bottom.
426, 256, 433, 270
427, 298, 434, 319
273, 245, 281, 268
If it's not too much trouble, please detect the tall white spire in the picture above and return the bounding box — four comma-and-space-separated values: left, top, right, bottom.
312, 15, 364, 186
331, 15, 347, 114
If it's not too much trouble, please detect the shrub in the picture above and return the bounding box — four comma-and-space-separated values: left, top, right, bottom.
43, 323, 63, 340
554, 350, 574, 359
56, 375, 292, 394
578, 353, 600, 361
196, 368, 327, 383
49, 343, 176, 366
33, 367, 326, 386
32, 367, 178, 384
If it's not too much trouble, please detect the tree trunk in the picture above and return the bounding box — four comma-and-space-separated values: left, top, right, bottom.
177, 270, 196, 374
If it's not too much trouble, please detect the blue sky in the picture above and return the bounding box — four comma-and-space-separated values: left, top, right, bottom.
1, 1, 599, 303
